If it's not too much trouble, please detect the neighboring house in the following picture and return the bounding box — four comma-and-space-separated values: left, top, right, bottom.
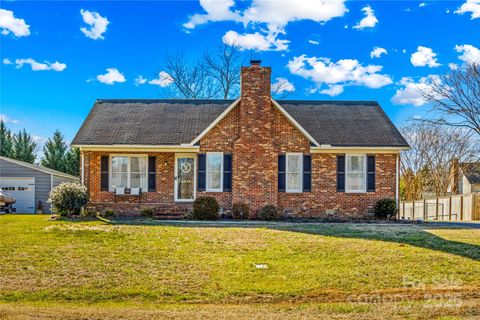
72, 61, 409, 218
0, 156, 79, 213
450, 160, 480, 194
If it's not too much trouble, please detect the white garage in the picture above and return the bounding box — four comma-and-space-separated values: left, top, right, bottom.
0, 156, 79, 214
0, 177, 35, 213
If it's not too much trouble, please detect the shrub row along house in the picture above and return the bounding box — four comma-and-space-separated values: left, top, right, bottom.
72, 61, 409, 218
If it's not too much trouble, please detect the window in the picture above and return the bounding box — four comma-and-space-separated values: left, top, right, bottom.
110, 155, 147, 191
206, 152, 223, 192
346, 155, 366, 193
286, 153, 303, 193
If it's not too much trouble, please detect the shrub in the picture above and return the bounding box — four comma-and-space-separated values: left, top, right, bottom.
257, 205, 280, 221
141, 207, 154, 217
102, 209, 115, 218
232, 202, 250, 220
375, 198, 397, 220
48, 183, 87, 217
192, 196, 219, 220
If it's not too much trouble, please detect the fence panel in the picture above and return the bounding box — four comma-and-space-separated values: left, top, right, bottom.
400, 193, 478, 221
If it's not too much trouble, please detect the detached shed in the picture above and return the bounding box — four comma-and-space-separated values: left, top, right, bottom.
0, 156, 79, 213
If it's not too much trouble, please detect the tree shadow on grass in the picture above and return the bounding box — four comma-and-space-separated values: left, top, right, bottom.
110, 219, 480, 261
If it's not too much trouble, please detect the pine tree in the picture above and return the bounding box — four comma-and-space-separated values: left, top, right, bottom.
0, 120, 14, 158
13, 129, 37, 163
41, 130, 68, 172
65, 147, 80, 176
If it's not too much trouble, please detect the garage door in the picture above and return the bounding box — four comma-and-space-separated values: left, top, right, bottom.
0, 177, 35, 213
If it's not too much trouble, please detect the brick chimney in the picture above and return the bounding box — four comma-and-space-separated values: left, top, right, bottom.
233, 60, 277, 210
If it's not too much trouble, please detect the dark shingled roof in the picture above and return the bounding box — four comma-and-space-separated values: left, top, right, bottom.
460, 162, 480, 185
279, 100, 409, 147
72, 99, 234, 145
72, 99, 409, 148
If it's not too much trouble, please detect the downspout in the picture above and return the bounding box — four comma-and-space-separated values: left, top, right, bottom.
81, 152, 85, 187
396, 154, 400, 216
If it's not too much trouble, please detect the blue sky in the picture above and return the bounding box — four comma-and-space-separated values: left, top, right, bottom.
1, 0, 479, 149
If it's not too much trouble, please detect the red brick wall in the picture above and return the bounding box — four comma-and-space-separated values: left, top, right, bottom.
83, 151, 191, 215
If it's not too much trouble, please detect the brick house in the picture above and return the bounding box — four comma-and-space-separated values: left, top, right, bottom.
72, 61, 409, 218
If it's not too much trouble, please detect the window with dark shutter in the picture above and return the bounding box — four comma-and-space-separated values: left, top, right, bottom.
337, 155, 345, 192
367, 155, 375, 192
148, 156, 156, 192
223, 154, 232, 192
278, 154, 286, 192
101, 156, 109, 191
198, 154, 206, 191
303, 154, 312, 192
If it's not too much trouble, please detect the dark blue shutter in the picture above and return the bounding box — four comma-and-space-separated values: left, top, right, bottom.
223, 154, 232, 192
197, 154, 206, 191
303, 154, 312, 192
278, 155, 286, 192
367, 155, 375, 192
148, 156, 156, 192
337, 155, 345, 192
100, 156, 109, 191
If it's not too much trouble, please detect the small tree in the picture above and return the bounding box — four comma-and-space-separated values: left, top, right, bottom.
41, 130, 68, 172
0, 120, 14, 158
48, 182, 87, 217
13, 129, 37, 164
65, 147, 80, 176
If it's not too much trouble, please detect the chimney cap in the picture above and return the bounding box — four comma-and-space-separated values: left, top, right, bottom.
250, 59, 262, 66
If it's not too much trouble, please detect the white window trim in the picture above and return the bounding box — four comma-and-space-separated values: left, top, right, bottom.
109, 154, 148, 192
286, 152, 303, 193
345, 154, 367, 193
206, 152, 223, 192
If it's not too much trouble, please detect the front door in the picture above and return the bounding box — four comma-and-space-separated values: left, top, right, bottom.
174, 154, 196, 202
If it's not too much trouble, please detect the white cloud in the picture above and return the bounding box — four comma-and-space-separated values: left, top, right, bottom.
402, 49, 407, 54
287, 55, 392, 96
134, 75, 147, 86
148, 71, 173, 87
185, 0, 346, 51
353, 5, 378, 30
96, 68, 126, 85
455, 0, 480, 19
370, 47, 388, 58
449, 63, 459, 70
14, 58, 67, 71
222, 29, 288, 51
271, 77, 295, 93
184, 0, 347, 30
0, 114, 19, 124
80, 9, 109, 40
391, 75, 440, 106
410, 46, 441, 67
2, 58, 12, 65
0, 9, 30, 37
308, 40, 319, 45
419, 2, 427, 7
320, 85, 344, 96
455, 44, 480, 64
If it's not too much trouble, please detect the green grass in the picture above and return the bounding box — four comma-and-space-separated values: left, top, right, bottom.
1, 215, 479, 319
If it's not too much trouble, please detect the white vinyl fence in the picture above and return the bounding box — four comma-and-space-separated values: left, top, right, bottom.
400, 193, 480, 221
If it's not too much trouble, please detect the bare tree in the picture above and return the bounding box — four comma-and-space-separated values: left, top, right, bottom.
203, 43, 243, 99
400, 122, 479, 200
421, 62, 480, 136
163, 52, 219, 99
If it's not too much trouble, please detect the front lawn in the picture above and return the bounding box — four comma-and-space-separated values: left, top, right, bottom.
1, 215, 479, 319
